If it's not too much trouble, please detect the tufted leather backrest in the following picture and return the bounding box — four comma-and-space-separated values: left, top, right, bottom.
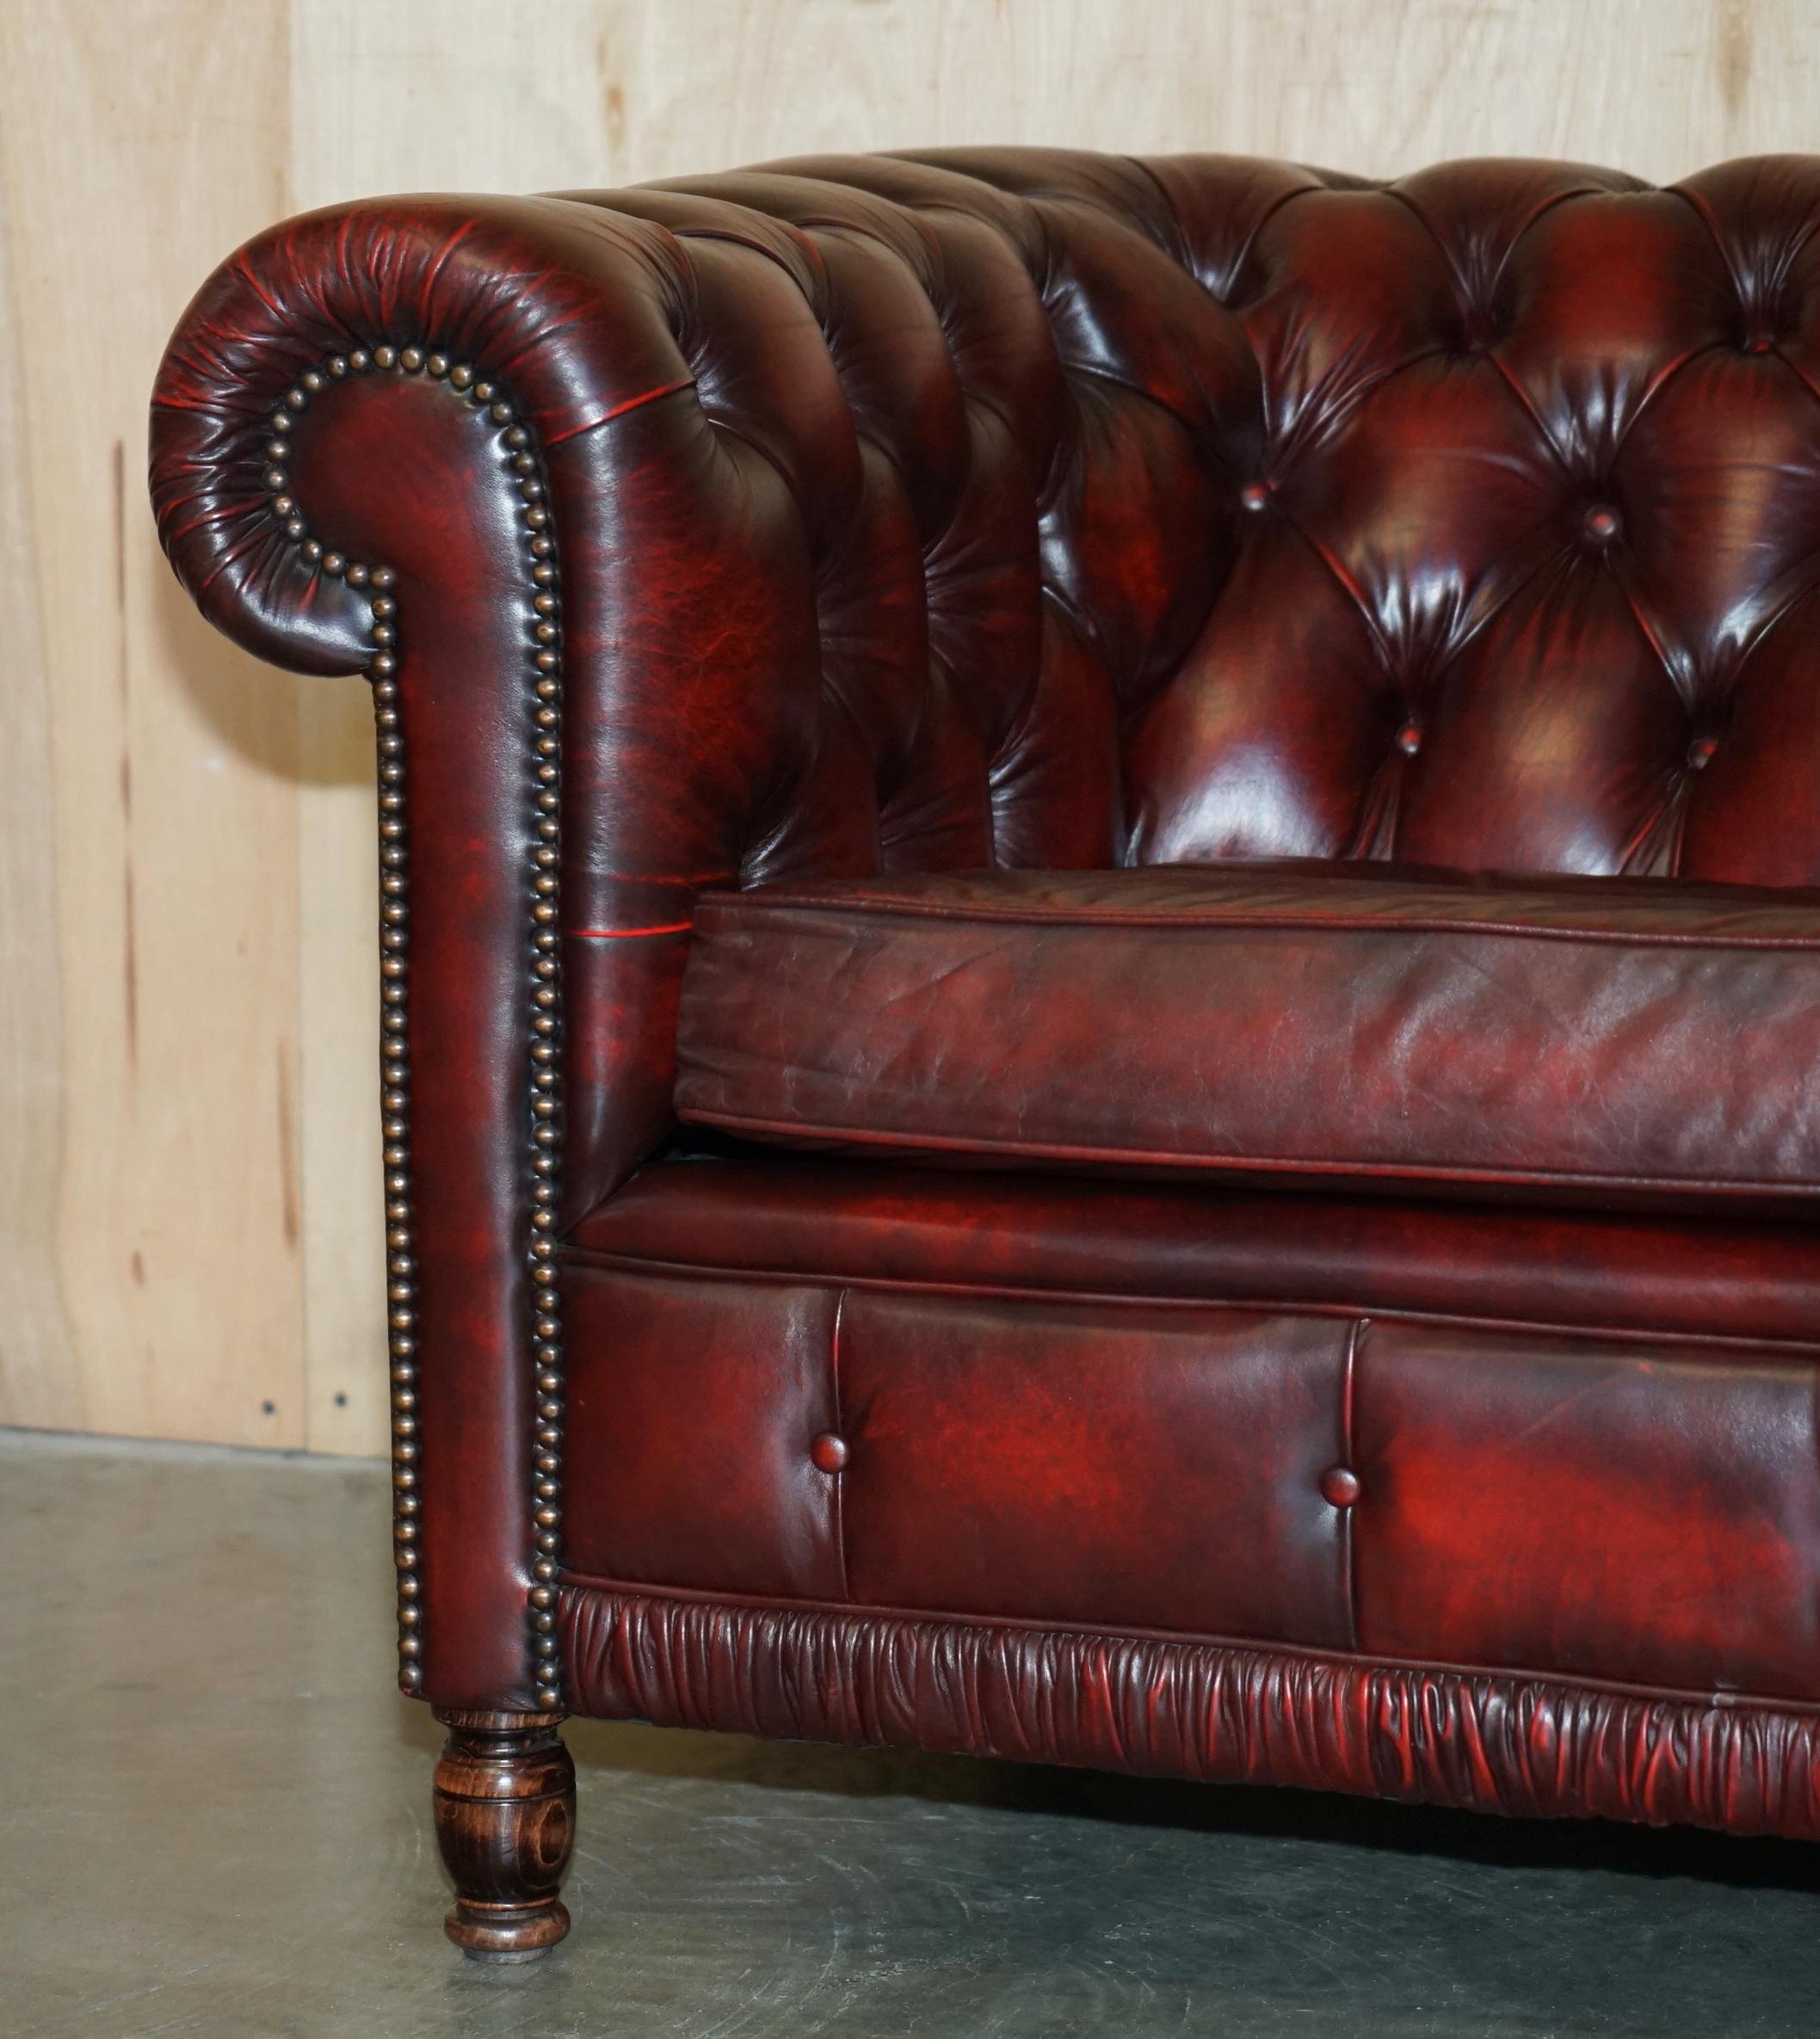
152, 153, 1820, 1223
584, 151, 1820, 890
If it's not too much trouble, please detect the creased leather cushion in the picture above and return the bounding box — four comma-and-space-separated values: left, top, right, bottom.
676, 860, 1820, 1204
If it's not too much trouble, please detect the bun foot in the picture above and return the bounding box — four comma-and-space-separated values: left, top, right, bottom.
447, 1900, 571, 1963
433, 1707, 576, 1961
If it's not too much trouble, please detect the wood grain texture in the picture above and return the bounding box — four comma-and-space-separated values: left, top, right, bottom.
0, 139, 75, 1429
3, 0, 1815, 1455
432, 1709, 577, 1961
0, 1, 304, 1448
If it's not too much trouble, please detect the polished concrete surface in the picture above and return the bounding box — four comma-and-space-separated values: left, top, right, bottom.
7, 1428, 1820, 2039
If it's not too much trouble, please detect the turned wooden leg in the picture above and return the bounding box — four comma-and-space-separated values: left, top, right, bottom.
433, 1707, 576, 1961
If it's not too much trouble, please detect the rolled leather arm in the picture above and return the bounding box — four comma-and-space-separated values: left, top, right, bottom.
150, 190, 881, 1711
151, 191, 865, 1205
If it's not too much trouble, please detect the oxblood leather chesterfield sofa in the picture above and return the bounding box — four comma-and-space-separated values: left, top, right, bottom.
153, 149, 1820, 1960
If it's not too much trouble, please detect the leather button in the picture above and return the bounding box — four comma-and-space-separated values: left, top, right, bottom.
1320, 1465, 1362, 1508
1239, 480, 1273, 513
810, 1432, 848, 1474
1584, 504, 1620, 543
1687, 736, 1719, 771
1395, 721, 1423, 756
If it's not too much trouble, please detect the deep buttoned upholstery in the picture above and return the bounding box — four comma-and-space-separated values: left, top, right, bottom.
153, 151, 1820, 1869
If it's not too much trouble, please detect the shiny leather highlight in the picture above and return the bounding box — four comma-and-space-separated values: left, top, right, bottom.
1353, 1321, 1820, 1701
574, 1157, 1820, 1347
557, 1244, 1820, 1703
836, 1291, 1354, 1645
154, 150, 1820, 1857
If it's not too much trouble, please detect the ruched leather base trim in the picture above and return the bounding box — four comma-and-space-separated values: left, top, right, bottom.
558, 1586, 1820, 1840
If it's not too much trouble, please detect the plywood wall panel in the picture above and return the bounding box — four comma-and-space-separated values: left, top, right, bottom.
2, 0, 1816, 1457
0, 151, 77, 1432
0, 1, 305, 1447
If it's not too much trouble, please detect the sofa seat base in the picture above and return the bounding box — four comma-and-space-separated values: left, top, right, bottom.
558, 1586, 1820, 1842
559, 1160, 1820, 1730
675, 863, 1820, 1210
573, 1155, 1820, 1346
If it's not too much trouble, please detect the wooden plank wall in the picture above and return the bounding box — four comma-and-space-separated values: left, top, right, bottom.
1, 0, 1812, 1457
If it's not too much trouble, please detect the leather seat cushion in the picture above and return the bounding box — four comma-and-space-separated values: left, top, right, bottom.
675, 861, 1820, 1206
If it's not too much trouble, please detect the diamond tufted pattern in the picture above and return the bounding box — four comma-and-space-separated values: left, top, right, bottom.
728, 151, 1820, 877
151, 151, 1820, 1731
566, 150, 1820, 1198
589, 152, 1817, 857
152, 151, 1820, 1223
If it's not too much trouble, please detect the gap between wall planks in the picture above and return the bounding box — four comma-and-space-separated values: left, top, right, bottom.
1, 0, 1812, 1457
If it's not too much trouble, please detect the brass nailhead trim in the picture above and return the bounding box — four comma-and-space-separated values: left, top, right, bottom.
265, 347, 566, 1708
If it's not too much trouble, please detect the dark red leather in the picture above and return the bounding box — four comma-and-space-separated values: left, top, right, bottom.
676, 862, 1820, 1205
153, 154, 1820, 1240
1353, 1321, 1820, 1698
154, 151, 1820, 1844
560, 1231, 1820, 1702
563, 1271, 844, 1602
560, 1589, 1820, 1841
842, 1293, 1350, 1642
156, 358, 551, 1706
572, 1157, 1820, 1346
565, 1266, 1356, 1647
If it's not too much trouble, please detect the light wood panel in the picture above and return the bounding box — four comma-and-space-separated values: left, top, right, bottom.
0, 134, 74, 1428
0, 1, 305, 1449
3, 0, 1816, 1456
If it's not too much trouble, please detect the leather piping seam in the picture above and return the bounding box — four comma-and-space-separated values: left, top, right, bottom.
669, 1111, 1820, 1199
692, 895, 1820, 948
265, 343, 566, 1710
537, 372, 700, 448
1340, 1316, 1361, 1654
553, 1577, 1813, 1717
558, 1247, 1820, 1356
830, 1287, 851, 1602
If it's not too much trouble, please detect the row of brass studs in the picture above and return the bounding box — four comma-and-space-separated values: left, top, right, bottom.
517, 397, 569, 1713
263, 344, 565, 1706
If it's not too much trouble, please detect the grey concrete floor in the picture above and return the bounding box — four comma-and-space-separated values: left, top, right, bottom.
6, 1432, 1820, 2039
